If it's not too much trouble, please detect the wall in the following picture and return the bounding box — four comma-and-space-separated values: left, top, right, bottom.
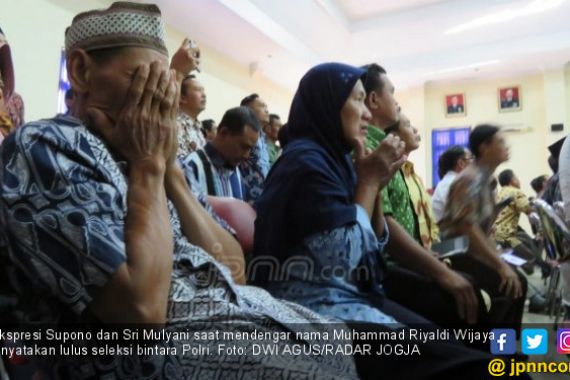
1, 0, 293, 124
398, 70, 570, 200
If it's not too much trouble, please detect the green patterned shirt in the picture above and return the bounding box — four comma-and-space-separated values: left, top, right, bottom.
365, 125, 419, 240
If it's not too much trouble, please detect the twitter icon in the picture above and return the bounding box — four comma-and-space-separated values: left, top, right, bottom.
522, 329, 548, 355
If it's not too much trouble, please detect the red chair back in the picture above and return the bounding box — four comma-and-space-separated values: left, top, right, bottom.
207, 196, 256, 253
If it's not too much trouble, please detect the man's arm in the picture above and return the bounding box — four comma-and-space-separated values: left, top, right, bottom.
86, 63, 179, 324
165, 164, 246, 284
89, 161, 173, 324
461, 223, 523, 298
385, 216, 479, 324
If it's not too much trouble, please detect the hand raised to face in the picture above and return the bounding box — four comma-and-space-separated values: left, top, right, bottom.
87, 61, 180, 172
354, 134, 407, 190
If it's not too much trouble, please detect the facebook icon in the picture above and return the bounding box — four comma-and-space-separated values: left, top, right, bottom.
491, 329, 516, 355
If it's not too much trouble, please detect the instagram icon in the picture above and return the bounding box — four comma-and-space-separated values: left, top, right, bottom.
557, 329, 570, 354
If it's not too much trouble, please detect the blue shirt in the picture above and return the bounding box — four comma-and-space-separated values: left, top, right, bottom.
260, 205, 399, 325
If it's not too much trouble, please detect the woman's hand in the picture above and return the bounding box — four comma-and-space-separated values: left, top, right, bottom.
354, 134, 407, 190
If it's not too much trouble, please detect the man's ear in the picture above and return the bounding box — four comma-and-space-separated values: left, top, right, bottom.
217, 126, 228, 137
67, 49, 93, 95
365, 91, 378, 110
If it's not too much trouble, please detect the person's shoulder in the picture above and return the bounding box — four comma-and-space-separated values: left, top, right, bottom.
275, 139, 335, 175
452, 167, 478, 190
5, 116, 85, 149
512, 187, 526, 197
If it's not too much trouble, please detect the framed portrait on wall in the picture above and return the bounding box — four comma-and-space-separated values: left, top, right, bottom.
445, 93, 466, 117
498, 86, 521, 112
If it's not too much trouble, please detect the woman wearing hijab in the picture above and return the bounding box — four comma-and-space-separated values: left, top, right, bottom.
252, 63, 496, 380
253, 62, 411, 324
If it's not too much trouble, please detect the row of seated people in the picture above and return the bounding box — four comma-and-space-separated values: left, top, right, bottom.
0, 2, 538, 379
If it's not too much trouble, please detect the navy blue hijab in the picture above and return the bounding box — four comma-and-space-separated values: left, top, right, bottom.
253, 63, 366, 282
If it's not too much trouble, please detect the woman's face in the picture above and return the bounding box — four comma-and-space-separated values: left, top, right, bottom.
395, 114, 420, 153
340, 79, 371, 149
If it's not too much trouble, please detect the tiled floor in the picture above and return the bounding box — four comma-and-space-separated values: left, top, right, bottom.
520, 271, 569, 379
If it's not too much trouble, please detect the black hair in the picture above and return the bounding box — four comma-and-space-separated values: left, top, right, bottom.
65, 88, 74, 100
202, 119, 216, 132
438, 145, 467, 178
384, 119, 400, 135
530, 175, 547, 194
498, 169, 515, 187
240, 93, 259, 107
548, 155, 558, 173
360, 63, 387, 96
269, 114, 280, 125
180, 74, 197, 96
469, 124, 500, 158
219, 106, 260, 134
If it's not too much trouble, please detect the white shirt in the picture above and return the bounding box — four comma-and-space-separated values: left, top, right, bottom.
432, 171, 458, 222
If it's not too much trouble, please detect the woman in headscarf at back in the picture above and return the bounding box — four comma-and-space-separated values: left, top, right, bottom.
253, 62, 425, 324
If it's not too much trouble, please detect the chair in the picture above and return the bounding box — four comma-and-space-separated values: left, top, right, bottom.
534, 199, 570, 322
528, 212, 541, 236
207, 196, 256, 254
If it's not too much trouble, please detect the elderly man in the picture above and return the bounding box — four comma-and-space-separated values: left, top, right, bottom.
0, 3, 359, 379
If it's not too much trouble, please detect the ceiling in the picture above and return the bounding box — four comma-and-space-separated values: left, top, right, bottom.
152, 0, 570, 91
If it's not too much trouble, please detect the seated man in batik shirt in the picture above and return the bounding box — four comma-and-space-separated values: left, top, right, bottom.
0, 3, 359, 379
440, 125, 528, 333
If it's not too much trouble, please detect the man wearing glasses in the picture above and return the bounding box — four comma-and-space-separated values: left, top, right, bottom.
432, 146, 473, 222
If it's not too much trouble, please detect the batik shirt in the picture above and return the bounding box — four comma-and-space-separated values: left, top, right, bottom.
493, 185, 532, 247
7, 92, 24, 128
0, 115, 357, 380
0, 111, 12, 139
365, 125, 418, 240
439, 165, 495, 238
401, 161, 440, 248
263, 206, 398, 326
266, 137, 281, 166
240, 130, 269, 205
176, 111, 206, 160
